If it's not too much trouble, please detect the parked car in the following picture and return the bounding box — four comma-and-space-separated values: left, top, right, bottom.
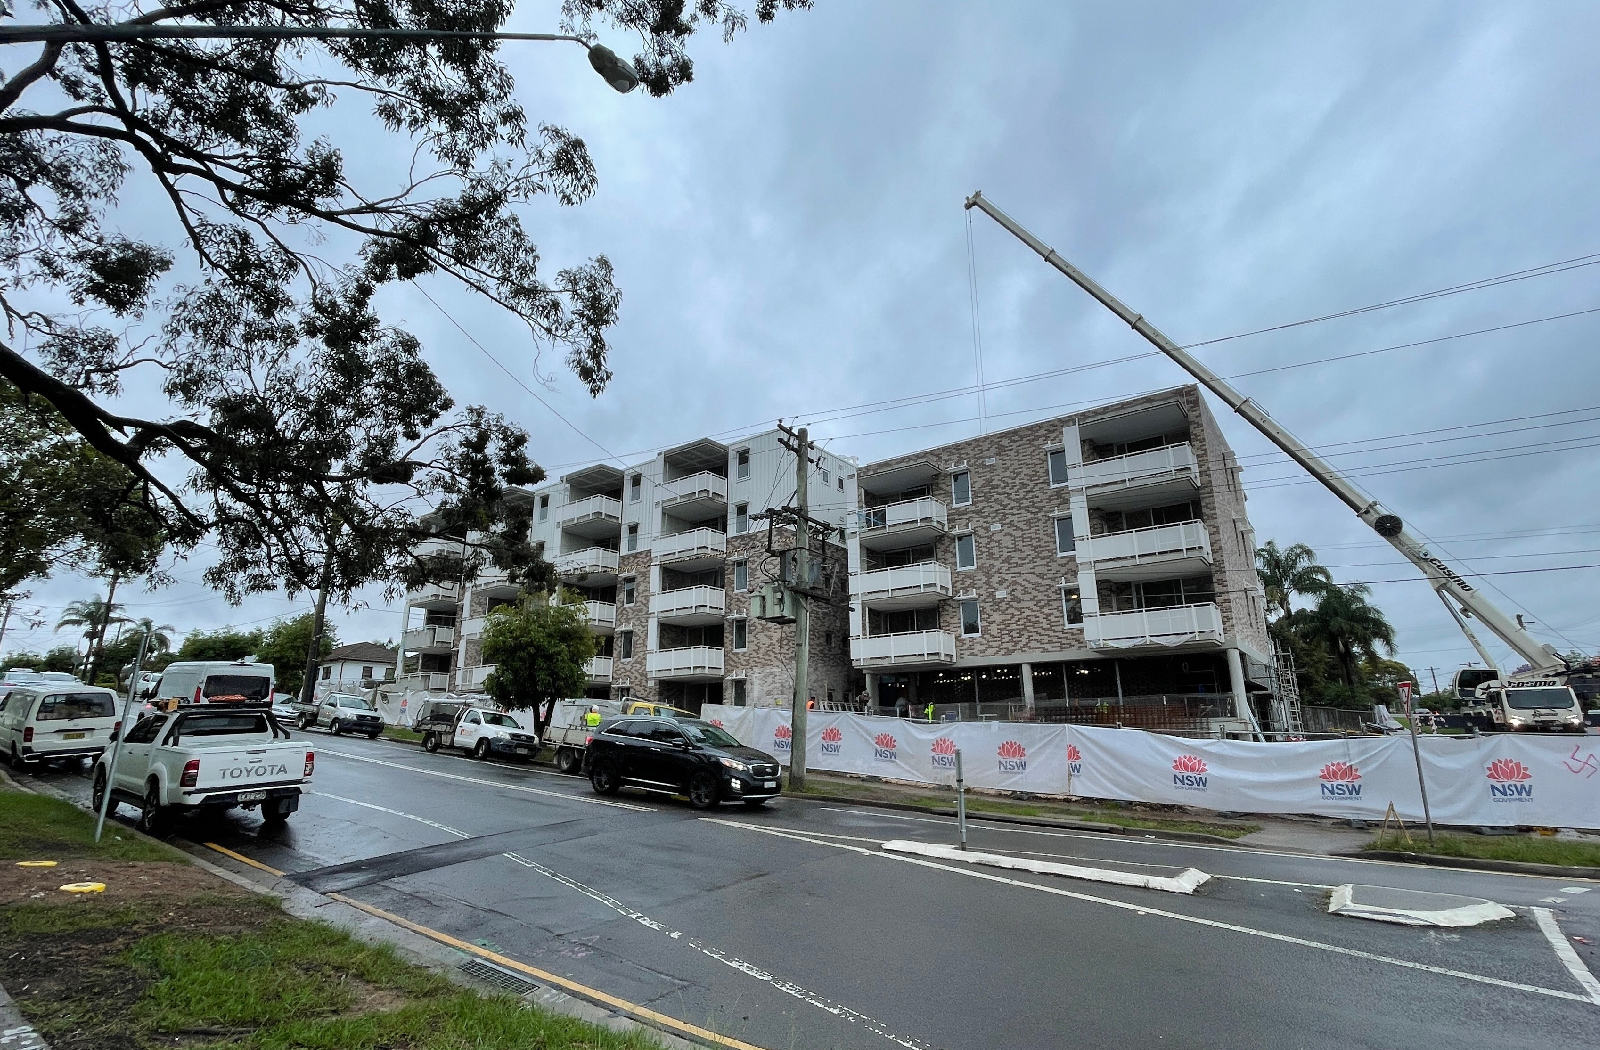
0, 685, 120, 768
93, 705, 310, 830
416, 702, 539, 760
584, 716, 782, 809
297, 693, 382, 737
150, 660, 274, 707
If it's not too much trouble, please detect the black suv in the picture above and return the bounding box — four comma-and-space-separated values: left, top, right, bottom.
584, 716, 782, 808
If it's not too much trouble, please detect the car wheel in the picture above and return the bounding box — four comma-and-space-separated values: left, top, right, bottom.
367, 730, 381, 740
473, 738, 491, 760
296, 714, 309, 730
330, 718, 344, 736
137, 781, 167, 835
687, 772, 720, 810
91, 766, 109, 814
555, 747, 581, 775
590, 760, 620, 796
261, 802, 289, 825
422, 732, 440, 753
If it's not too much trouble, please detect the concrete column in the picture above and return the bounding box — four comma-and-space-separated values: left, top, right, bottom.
1020, 662, 1036, 712
865, 672, 880, 714
1227, 646, 1263, 740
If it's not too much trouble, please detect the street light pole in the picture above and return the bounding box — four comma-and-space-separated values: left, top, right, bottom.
0, 23, 642, 92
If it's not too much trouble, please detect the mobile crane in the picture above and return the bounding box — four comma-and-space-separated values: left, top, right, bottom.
964, 191, 1588, 732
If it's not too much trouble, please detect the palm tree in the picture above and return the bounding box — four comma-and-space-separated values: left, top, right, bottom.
126, 617, 176, 655
55, 596, 130, 680
1299, 583, 1397, 688
1255, 540, 1334, 623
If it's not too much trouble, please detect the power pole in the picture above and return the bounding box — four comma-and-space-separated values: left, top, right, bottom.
1426, 666, 1441, 696
300, 544, 336, 706
788, 425, 812, 791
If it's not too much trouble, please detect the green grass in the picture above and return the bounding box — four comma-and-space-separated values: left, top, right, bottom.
1, 900, 160, 936
380, 725, 424, 743
1365, 832, 1600, 868
0, 788, 182, 861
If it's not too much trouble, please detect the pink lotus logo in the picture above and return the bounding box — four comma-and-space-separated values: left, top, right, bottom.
820, 725, 843, 755
1486, 758, 1533, 801
997, 740, 1027, 773
1172, 754, 1209, 791
873, 732, 898, 761
1318, 761, 1361, 798
773, 724, 792, 751
709, 719, 724, 729
1486, 758, 1531, 782
1066, 743, 1083, 776
930, 736, 957, 768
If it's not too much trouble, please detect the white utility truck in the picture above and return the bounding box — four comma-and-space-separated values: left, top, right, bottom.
92, 705, 312, 831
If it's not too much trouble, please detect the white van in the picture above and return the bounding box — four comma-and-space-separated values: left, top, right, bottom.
0, 685, 121, 767
153, 661, 275, 707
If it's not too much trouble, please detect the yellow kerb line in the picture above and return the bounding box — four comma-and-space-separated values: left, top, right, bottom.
202, 842, 285, 877
327, 891, 772, 1050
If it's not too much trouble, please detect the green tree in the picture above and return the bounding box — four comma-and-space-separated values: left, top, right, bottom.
1, 651, 45, 671
96, 616, 177, 685
1255, 541, 1333, 624
480, 594, 596, 735
0, 1, 808, 608
1298, 584, 1398, 692
254, 614, 337, 698
173, 627, 264, 663
54, 594, 131, 681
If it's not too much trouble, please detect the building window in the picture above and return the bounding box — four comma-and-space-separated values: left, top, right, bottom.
736, 449, 750, 480
955, 533, 976, 570
732, 618, 748, 651
321, 665, 332, 680
619, 630, 634, 659
629, 473, 641, 503
617, 685, 632, 700
538, 494, 549, 521
837, 476, 844, 491
951, 471, 971, 506
732, 560, 748, 592
621, 577, 636, 606
959, 599, 981, 636
820, 467, 830, 486
1055, 515, 1076, 556
626, 523, 639, 552
827, 687, 836, 704
362, 665, 373, 680
732, 679, 747, 706
735, 503, 749, 534
1062, 588, 1083, 625
1048, 449, 1069, 486
824, 630, 832, 648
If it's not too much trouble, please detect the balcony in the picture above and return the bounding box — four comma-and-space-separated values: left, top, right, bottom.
856, 497, 948, 552
459, 663, 495, 689
654, 585, 726, 626
558, 494, 624, 540
555, 547, 620, 582
1082, 602, 1224, 650
657, 471, 729, 519
402, 625, 454, 653
585, 655, 613, 682
406, 580, 459, 607
583, 600, 617, 633
1082, 521, 1212, 581
653, 527, 726, 570
414, 537, 464, 559
851, 563, 952, 610
1068, 443, 1199, 509
852, 629, 957, 669
392, 671, 451, 692
647, 646, 725, 681
459, 615, 485, 639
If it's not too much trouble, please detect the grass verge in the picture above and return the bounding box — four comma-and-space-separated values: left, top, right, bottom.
380, 725, 424, 744
0, 788, 182, 862
1364, 831, 1600, 868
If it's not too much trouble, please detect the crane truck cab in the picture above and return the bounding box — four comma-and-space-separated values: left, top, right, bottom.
1461, 677, 1586, 733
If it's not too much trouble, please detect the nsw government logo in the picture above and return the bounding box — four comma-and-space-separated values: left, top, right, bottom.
1486, 758, 1533, 801
1317, 761, 1362, 798
773, 724, 792, 752
820, 726, 844, 755
931, 737, 958, 769
873, 733, 898, 762
997, 740, 1027, 773
708, 719, 725, 729
1172, 754, 1209, 791
1066, 744, 1082, 777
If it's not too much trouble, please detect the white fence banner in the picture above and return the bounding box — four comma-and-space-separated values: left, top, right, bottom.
700, 706, 1600, 829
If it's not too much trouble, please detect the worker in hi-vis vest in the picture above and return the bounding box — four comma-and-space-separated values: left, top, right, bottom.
584, 705, 602, 728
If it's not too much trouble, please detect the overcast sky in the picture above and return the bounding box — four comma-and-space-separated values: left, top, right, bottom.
9, 1, 1600, 685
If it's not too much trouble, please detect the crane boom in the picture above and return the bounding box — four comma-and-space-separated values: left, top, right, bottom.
964, 190, 1568, 676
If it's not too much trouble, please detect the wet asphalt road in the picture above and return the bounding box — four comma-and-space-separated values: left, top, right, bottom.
27, 732, 1600, 1050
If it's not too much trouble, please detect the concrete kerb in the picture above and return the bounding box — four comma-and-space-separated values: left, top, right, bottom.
1341, 849, 1600, 881
1328, 884, 1516, 927
0, 978, 51, 1050
882, 839, 1212, 894
5, 771, 703, 1050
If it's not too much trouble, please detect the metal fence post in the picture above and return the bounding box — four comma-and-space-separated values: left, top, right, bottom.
954, 748, 968, 851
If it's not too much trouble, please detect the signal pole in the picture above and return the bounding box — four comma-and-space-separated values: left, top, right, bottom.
785, 425, 813, 791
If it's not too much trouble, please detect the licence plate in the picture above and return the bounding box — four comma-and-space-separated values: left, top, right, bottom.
763, 780, 778, 789
516, 747, 533, 755
63, 732, 86, 740
237, 790, 267, 802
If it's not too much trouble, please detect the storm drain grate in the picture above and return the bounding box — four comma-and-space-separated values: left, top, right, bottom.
460, 958, 541, 995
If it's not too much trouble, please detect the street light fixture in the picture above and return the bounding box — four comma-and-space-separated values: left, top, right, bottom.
0, 22, 641, 93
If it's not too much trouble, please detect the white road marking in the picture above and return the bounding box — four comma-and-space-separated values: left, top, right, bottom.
311, 790, 935, 1048
1533, 907, 1600, 1005
975, 845, 1333, 889
882, 839, 1211, 894
315, 747, 654, 811
1562, 887, 1592, 894
709, 818, 1600, 1008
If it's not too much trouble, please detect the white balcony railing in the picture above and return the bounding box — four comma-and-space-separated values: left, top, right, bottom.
554, 547, 620, 577
459, 615, 485, 639
850, 562, 952, 605
1082, 602, 1223, 649
654, 585, 726, 620
647, 646, 725, 678
1082, 520, 1211, 567
585, 655, 614, 681
653, 527, 726, 562
558, 493, 623, 528
406, 580, 459, 604
393, 671, 451, 692
852, 630, 957, 666
459, 663, 495, 689
857, 496, 948, 534
415, 537, 463, 558
584, 600, 617, 630
1068, 442, 1196, 491
657, 471, 728, 505
402, 625, 455, 650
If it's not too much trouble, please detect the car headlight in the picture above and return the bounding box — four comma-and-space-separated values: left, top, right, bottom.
719, 757, 750, 773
